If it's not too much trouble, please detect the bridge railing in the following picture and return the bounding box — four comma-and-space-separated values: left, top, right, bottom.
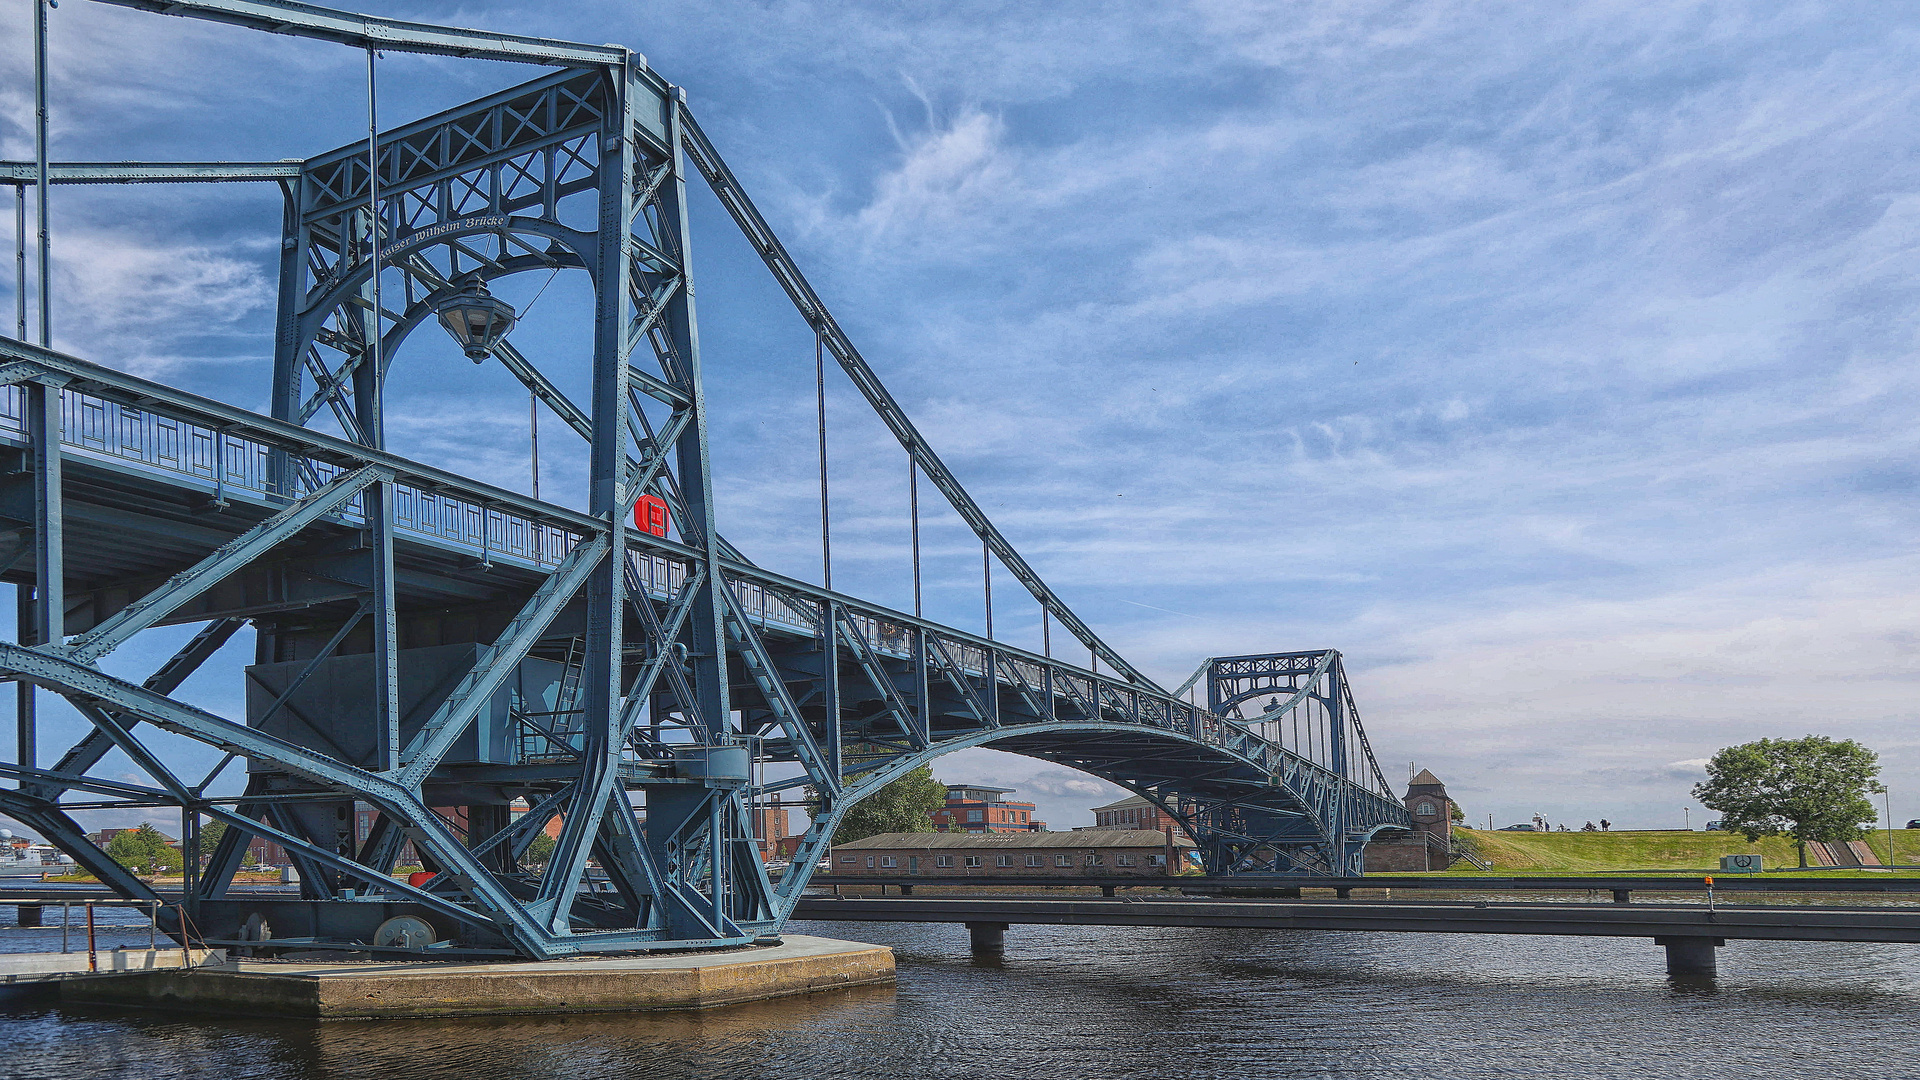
0, 351, 1400, 826
706, 567, 1402, 823
0, 380, 584, 572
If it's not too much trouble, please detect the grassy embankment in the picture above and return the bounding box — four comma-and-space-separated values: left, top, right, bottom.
1442, 827, 1920, 876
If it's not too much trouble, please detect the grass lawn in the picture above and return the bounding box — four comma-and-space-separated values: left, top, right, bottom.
1433, 826, 1920, 875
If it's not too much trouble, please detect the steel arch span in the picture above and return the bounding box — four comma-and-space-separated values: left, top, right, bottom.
0, 0, 1410, 960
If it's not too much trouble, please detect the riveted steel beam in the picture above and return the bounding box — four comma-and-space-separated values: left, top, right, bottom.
63, 464, 386, 664
86, 0, 637, 70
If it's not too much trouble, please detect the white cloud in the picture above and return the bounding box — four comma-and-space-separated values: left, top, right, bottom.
47, 228, 272, 377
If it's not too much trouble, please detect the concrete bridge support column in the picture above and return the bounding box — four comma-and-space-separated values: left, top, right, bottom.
1656, 936, 1723, 977
15, 904, 40, 927
967, 922, 1007, 956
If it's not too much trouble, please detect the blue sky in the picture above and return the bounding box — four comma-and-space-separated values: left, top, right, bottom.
4, 1, 1920, 835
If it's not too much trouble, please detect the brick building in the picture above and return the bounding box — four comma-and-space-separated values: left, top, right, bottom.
1086, 794, 1193, 845
1363, 768, 1455, 872
931, 785, 1043, 833
828, 830, 1191, 877
88, 826, 174, 847
752, 793, 792, 862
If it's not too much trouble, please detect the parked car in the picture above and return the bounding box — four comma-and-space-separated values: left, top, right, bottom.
1704, 821, 1724, 831
1499, 824, 1537, 832
1905, 820, 1920, 830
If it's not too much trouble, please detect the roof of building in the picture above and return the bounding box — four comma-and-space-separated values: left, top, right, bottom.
834, 830, 1182, 850
1089, 794, 1156, 813
1409, 769, 1444, 788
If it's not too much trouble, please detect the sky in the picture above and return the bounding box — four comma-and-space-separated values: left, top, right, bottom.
3, 0, 1920, 837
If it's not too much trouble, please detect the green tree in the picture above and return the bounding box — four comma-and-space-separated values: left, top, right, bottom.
105, 823, 183, 876
198, 820, 227, 856
820, 765, 950, 844
1449, 803, 1465, 823
1692, 736, 1885, 867
523, 831, 557, 868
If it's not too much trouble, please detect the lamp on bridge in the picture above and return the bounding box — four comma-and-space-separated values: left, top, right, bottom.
435, 282, 518, 362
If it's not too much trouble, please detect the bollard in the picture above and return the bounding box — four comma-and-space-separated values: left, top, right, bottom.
16, 903, 41, 927
966, 921, 1007, 956
86, 902, 97, 972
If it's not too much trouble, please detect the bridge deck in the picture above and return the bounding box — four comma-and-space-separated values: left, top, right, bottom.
815, 874, 1920, 896
791, 896, 1920, 944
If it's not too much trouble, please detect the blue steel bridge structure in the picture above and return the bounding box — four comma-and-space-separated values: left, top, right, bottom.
0, 0, 1410, 959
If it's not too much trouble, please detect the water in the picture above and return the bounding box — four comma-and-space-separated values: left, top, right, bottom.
4, 912, 1920, 1079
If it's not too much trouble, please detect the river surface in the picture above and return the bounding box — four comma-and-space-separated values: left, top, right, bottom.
4, 907, 1920, 1079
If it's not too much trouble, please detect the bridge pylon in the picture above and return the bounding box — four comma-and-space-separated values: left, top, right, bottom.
0, 0, 1409, 959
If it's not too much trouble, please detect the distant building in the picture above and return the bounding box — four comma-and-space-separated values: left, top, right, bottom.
752, 793, 791, 862
1085, 794, 1192, 845
828, 830, 1192, 877
247, 835, 289, 866
931, 785, 1044, 833
88, 827, 174, 847
1364, 768, 1455, 872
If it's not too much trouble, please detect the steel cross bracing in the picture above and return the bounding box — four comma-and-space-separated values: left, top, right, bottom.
0, 1, 1410, 959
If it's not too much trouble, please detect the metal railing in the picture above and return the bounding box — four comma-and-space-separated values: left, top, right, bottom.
0, 374, 1399, 821
0, 383, 581, 572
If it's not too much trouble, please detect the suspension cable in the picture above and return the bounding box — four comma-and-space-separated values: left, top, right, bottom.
816, 326, 831, 590
909, 457, 921, 618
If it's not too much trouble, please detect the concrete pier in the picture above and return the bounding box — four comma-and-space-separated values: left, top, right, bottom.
60, 935, 893, 1018
967, 922, 1007, 956
0, 948, 224, 986
1657, 937, 1723, 977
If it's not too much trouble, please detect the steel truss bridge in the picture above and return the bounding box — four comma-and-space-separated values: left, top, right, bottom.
0, 0, 1409, 959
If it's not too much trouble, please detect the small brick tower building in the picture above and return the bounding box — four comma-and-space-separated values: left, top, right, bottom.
1405, 769, 1452, 846
1363, 768, 1455, 872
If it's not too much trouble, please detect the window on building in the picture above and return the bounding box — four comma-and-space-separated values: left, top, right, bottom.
880, 857, 897, 868
965, 856, 982, 868
1084, 853, 1102, 866
1116, 854, 1134, 867
865, 856, 875, 868
1149, 854, 1166, 866
1027, 855, 1043, 867
996, 855, 1013, 867
1054, 854, 1071, 867
840, 855, 858, 864
935, 855, 953, 867
1415, 801, 1437, 818
967, 810, 984, 823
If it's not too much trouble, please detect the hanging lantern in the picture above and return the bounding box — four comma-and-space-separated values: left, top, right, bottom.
435, 282, 518, 362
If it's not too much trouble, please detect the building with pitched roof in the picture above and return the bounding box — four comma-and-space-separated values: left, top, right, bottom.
1364, 768, 1457, 872
828, 830, 1194, 877
1084, 793, 1193, 845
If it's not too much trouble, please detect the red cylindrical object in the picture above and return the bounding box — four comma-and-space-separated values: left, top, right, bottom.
408, 871, 437, 888
635, 493, 670, 538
